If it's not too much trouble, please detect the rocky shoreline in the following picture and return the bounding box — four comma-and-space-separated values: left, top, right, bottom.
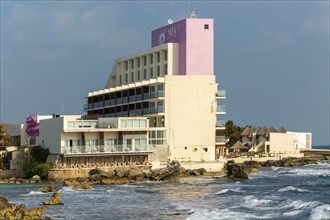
225, 157, 322, 179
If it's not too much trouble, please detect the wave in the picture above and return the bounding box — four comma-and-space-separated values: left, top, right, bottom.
282, 200, 320, 210
278, 186, 310, 193
241, 195, 273, 209
309, 204, 330, 220
27, 191, 44, 195
278, 166, 330, 177
187, 207, 279, 220
215, 188, 244, 195
58, 186, 74, 192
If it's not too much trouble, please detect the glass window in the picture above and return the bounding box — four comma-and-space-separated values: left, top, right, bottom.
131, 60, 134, 69
127, 120, 133, 128
164, 64, 168, 75
140, 120, 146, 128
150, 54, 153, 64
144, 56, 147, 66
164, 50, 167, 61
137, 58, 140, 68
122, 120, 127, 128
150, 68, 153, 78
125, 61, 128, 71
134, 120, 140, 127
125, 74, 128, 83
131, 72, 134, 82
157, 66, 160, 76
137, 70, 140, 80
157, 52, 160, 62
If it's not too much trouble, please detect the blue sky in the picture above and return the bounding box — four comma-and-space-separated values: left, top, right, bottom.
1, 1, 329, 145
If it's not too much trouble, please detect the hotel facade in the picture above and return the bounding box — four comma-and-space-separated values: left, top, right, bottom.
6, 17, 227, 169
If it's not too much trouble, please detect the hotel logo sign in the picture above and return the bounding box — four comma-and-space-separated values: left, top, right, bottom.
157, 25, 177, 45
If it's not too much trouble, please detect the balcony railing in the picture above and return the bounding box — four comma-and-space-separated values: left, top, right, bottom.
216, 105, 226, 113
61, 144, 152, 154
149, 91, 165, 99
216, 90, 226, 98
148, 106, 164, 114
216, 136, 226, 143
216, 120, 226, 128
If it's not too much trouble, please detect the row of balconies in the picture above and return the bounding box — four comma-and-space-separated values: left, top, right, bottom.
100, 106, 165, 118
61, 144, 151, 155
85, 91, 165, 111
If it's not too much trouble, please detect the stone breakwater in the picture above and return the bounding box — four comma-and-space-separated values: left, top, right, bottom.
63, 160, 207, 186
225, 157, 321, 179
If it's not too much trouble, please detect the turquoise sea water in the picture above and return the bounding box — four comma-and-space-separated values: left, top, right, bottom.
1, 163, 330, 220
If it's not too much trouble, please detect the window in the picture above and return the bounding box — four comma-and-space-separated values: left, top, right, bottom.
120, 75, 122, 84
143, 69, 147, 79
125, 74, 128, 83
131, 72, 134, 82
164, 50, 167, 61
144, 56, 147, 66
125, 61, 128, 71
131, 60, 134, 69
157, 52, 160, 62
137, 58, 140, 68
150, 67, 153, 78
137, 70, 140, 80
164, 64, 168, 75
157, 66, 160, 76
204, 24, 209, 29
150, 54, 153, 64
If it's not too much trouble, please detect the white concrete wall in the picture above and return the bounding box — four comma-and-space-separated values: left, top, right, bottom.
38, 117, 64, 154
287, 132, 312, 149
267, 133, 297, 154
165, 75, 216, 162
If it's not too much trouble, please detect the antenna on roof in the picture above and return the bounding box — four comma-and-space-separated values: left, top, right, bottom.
190, 11, 197, 18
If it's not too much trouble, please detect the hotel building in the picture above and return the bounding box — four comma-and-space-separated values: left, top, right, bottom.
82, 17, 226, 164
7, 17, 227, 169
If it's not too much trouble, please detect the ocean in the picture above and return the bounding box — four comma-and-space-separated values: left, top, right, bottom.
1, 163, 329, 220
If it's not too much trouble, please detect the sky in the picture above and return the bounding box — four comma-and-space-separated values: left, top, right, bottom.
0, 1, 329, 146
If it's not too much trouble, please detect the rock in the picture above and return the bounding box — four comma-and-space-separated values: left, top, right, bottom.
31, 175, 41, 183
115, 167, 127, 178
225, 161, 249, 179
39, 185, 57, 193
100, 178, 131, 185
72, 183, 92, 190
63, 179, 80, 186
127, 168, 144, 180
0, 195, 48, 219
149, 160, 182, 181
43, 192, 64, 205
89, 168, 116, 181
193, 168, 207, 175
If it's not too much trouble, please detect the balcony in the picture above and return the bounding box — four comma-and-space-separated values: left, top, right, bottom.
216, 105, 226, 114
122, 97, 128, 104
67, 120, 98, 129
116, 98, 122, 105
216, 90, 226, 98
216, 136, 226, 143
61, 144, 151, 155
149, 91, 165, 99
216, 120, 226, 128
149, 106, 164, 114
129, 95, 136, 102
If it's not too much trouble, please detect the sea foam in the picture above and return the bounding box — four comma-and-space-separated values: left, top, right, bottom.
309, 204, 330, 220
278, 186, 310, 193
215, 188, 243, 195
